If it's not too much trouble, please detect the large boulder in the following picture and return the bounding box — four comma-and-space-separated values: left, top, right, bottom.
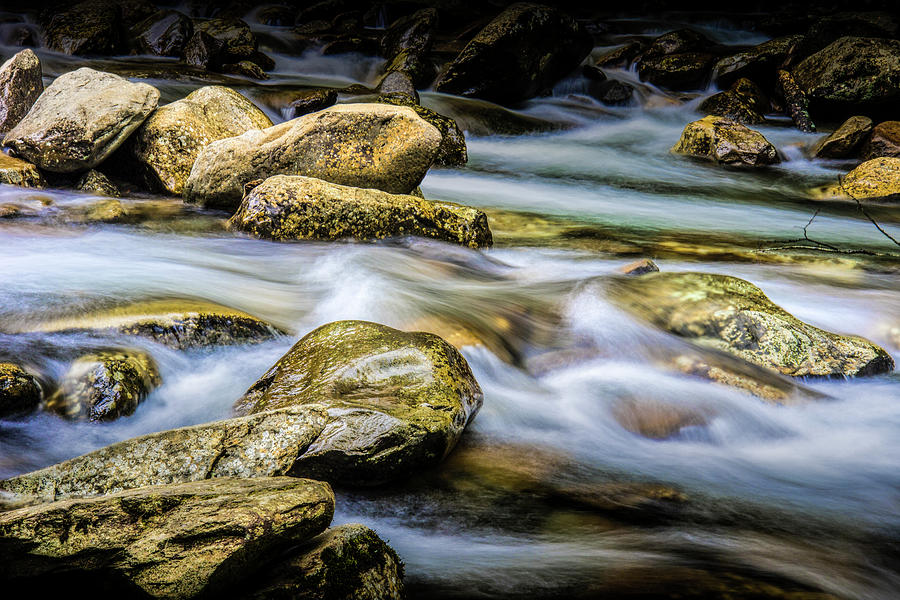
811, 115, 873, 158
0, 363, 41, 419
861, 120, 900, 159
129, 10, 194, 57
229, 175, 492, 248
184, 103, 442, 211
0, 154, 43, 188
0, 406, 328, 502
192, 17, 259, 67
698, 78, 768, 124
40, 0, 124, 56
711, 35, 804, 89
671, 116, 779, 167
233, 320, 484, 486
2, 68, 159, 173
45, 349, 161, 422
607, 272, 894, 378
820, 157, 900, 201
433, 3, 592, 105
377, 93, 467, 166
0, 477, 334, 599
122, 86, 272, 195
792, 37, 900, 118
0, 49, 43, 134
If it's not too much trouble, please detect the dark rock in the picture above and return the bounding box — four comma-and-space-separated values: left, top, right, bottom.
194, 17, 257, 62
221, 60, 269, 79
182, 30, 226, 69
588, 79, 634, 106
595, 40, 645, 69
582, 64, 607, 82
0, 49, 42, 135
249, 50, 276, 71
321, 36, 379, 55
861, 120, 900, 159
638, 52, 716, 90
41, 0, 122, 56
811, 116, 873, 158
287, 89, 338, 118
800, 12, 899, 57
76, 170, 120, 197
699, 78, 767, 124
377, 69, 418, 101
0, 363, 41, 418
644, 28, 713, 58
711, 35, 804, 89
776, 69, 815, 132
380, 8, 438, 89
130, 10, 193, 57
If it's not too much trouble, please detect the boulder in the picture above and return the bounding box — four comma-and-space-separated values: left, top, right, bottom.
229, 175, 491, 248
0, 406, 328, 502
27, 299, 283, 350
76, 169, 120, 197
40, 0, 123, 56
122, 86, 272, 195
3, 68, 159, 173
0, 363, 41, 418
380, 8, 438, 89
821, 157, 900, 201
582, 64, 607, 81
0, 154, 43, 188
861, 120, 900, 159
433, 3, 592, 105
638, 52, 716, 90
671, 116, 779, 167
0, 49, 42, 134
193, 17, 257, 62
377, 93, 467, 166
801, 12, 899, 57
607, 271, 894, 377
182, 30, 226, 69
811, 116, 873, 158
221, 60, 269, 80
45, 349, 161, 422
0, 477, 334, 599
711, 35, 804, 89
248, 524, 405, 600
698, 78, 767, 124
792, 37, 900, 118
82, 198, 127, 223
129, 10, 194, 57
644, 28, 713, 58
184, 103, 442, 211
588, 79, 635, 106
287, 89, 338, 118
233, 320, 484, 486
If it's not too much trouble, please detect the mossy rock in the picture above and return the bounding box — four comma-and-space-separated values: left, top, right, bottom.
377, 92, 467, 166
76, 169, 120, 197
0, 154, 43, 188
711, 35, 804, 89
644, 28, 713, 58
698, 78, 767, 124
638, 52, 716, 90
234, 320, 484, 486
40, 0, 125, 56
0, 363, 41, 418
671, 116, 779, 167
818, 157, 900, 202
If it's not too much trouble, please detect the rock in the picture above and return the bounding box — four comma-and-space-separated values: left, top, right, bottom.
0, 363, 41, 418
377, 93, 467, 166
611, 396, 710, 440
0, 49, 42, 134
182, 30, 226, 69
247, 524, 405, 600
711, 35, 804, 89
671, 116, 779, 167
644, 28, 712, 58
618, 259, 659, 276
607, 271, 895, 378
120, 86, 272, 195
861, 120, 900, 159
184, 103, 442, 211
0, 154, 43, 188
380, 8, 437, 89
801, 12, 899, 57
822, 157, 900, 201
3, 68, 159, 173
588, 79, 635, 106
670, 354, 806, 404
76, 169, 119, 197
433, 3, 592, 105
792, 37, 900, 119
28, 299, 282, 349
582, 64, 606, 81
775, 69, 815, 133
82, 198, 127, 223
377, 70, 418, 100
229, 175, 491, 248
45, 349, 160, 422
638, 52, 716, 90
221, 60, 269, 79
698, 77, 767, 124
0, 477, 334, 599
130, 10, 194, 57
287, 89, 338, 118
812, 116, 873, 158
595, 40, 645, 69
193, 17, 257, 62
233, 320, 484, 486
40, 0, 122, 56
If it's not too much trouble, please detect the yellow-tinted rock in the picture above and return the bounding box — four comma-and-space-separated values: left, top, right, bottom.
821, 157, 900, 201
0, 153, 43, 187
672, 116, 779, 166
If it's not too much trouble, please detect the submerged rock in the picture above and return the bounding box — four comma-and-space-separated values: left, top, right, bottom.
0, 154, 43, 188
76, 169, 120, 197
0, 406, 328, 502
46, 349, 161, 422
3, 68, 159, 173
811, 116, 873, 158
698, 78, 767, 124
861, 120, 900, 159
607, 272, 894, 378
123, 85, 272, 195
184, 103, 441, 211
234, 320, 483, 485
820, 157, 900, 201
377, 93, 467, 166
229, 175, 491, 248
0, 477, 334, 599
671, 116, 779, 167
0, 363, 41, 418
434, 3, 592, 105
611, 395, 710, 440
0, 49, 43, 134
595, 41, 645, 69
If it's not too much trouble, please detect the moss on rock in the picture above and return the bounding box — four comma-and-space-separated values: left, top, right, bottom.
671, 116, 779, 167
0, 362, 41, 418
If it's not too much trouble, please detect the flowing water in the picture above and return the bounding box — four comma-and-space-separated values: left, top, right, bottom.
1, 16, 899, 600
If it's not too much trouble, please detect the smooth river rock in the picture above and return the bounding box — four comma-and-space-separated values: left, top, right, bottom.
811, 115, 873, 158
671, 116, 779, 167
184, 103, 442, 211
607, 271, 894, 378
861, 120, 900, 159
229, 175, 492, 248
0, 49, 43, 134
3, 68, 159, 173
234, 320, 484, 486
0, 476, 334, 599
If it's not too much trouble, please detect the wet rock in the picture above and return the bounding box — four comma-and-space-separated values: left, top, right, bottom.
29, 299, 282, 349
248, 524, 405, 600
638, 52, 716, 90
669, 354, 810, 404
377, 93, 467, 166
184, 103, 441, 211
121, 86, 272, 195
76, 170, 119, 197
0, 477, 334, 599
644, 29, 713, 58
377, 69, 418, 101
434, 3, 592, 105
776, 69, 815, 133
582, 64, 607, 82
0, 49, 42, 134
229, 175, 491, 248
182, 30, 226, 69
792, 37, 900, 119
287, 89, 338, 118
81, 198, 127, 223
588, 79, 635, 106
234, 320, 484, 486
820, 157, 900, 202
711, 35, 804, 89
861, 120, 900, 159
801, 11, 899, 57
46, 349, 161, 422
0, 363, 41, 418
0, 154, 43, 188
3, 68, 159, 173
40, 0, 123, 56
671, 116, 779, 167
611, 396, 710, 440
698, 78, 767, 124
618, 258, 659, 276
811, 116, 873, 158
130, 10, 194, 57
595, 40, 645, 69
194, 17, 257, 63
607, 271, 894, 378
221, 60, 269, 80
380, 8, 438, 89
